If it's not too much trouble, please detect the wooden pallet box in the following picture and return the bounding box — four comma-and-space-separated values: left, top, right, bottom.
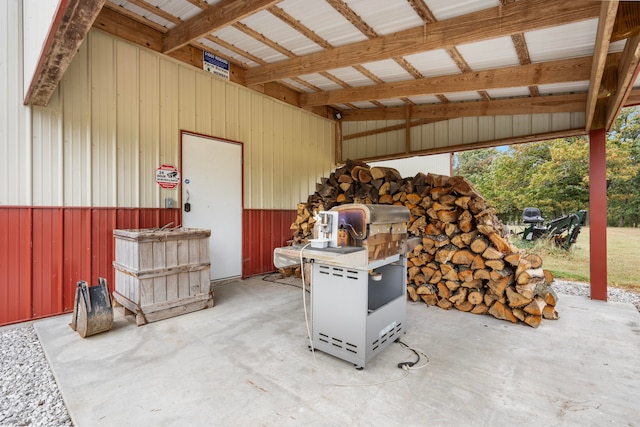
112, 228, 213, 325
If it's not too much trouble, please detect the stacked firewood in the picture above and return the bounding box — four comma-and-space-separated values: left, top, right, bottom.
287, 160, 559, 328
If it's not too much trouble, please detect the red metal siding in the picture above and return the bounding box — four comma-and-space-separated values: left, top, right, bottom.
0, 209, 31, 324
31, 208, 63, 318
0, 207, 180, 326
1, 206, 291, 325
242, 209, 297, 277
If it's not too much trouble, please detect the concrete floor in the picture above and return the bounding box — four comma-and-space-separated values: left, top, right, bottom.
35, 276, 640, 427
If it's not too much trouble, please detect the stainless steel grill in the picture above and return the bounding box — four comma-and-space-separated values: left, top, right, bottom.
274, 203, 410, 368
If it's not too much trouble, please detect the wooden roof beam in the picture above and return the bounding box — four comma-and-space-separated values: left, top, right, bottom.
245, 0, 600, 86
162, 0, 280, 54
605, 33, 640, 130
585, 1, 618, 131
301, 56, 596, 107
25, 0, 107, 106
341, 93, 587, 121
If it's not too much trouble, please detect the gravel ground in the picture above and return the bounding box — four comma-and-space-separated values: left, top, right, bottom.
0, 325, 72, 427
0, 281, 638, 426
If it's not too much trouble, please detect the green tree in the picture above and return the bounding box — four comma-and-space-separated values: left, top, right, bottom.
528, 138, 589, 218
606, 107, 640, 226
452, 147, 499, 194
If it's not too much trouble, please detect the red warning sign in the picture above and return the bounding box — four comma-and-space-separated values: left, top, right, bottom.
155, 164, 180, 189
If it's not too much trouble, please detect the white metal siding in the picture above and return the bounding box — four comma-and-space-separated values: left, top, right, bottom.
21, 28, 334, 209
1, 1, 30, 206
369, 154, 451, 178
344, 113, 586, 160
22, 0, 60, 100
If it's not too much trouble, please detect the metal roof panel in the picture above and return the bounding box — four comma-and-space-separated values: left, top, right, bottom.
403, 50, 461, 77
240, 11, 323, 56
456, 36, 520, 71
213, 26, 289, 64
344, 0, 424, 35
538, 80, 590, 95
426, 0, 500, 21
326, 67, 374, 87
525, 19, 598, 63
276, 0, 368, 47
360, 59, 414, 83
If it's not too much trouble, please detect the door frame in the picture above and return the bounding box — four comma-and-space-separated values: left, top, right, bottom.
179, 130, 244, 279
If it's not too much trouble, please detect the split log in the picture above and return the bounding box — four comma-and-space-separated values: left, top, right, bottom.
454, 300, 474, 312
451, 249, 475, 266
488, 301, 518, 323
540, 286, 559, 306
437, 298, 453, 310
504, 252, 522, 266
445, 280, 461, 292
542, 305, 559, 320
516, 282, 537, 300
449, 288, 468, 304
473, 268, 492, 281
470, 254, 486, 270
512, 308, 526, 322
485, 259, 505, 271
487, 277, 509, 297
407, 285, 418, 302
516, 268, 546, 285
506, 286, 532, 308
482, 246, 505, 260
524, 253, 543, 269
468, 289, 485, 305
437, 282, 451, 299
471, 303, 490, 315
524, 315, 542, 328
470, 236, 489, 254
523, 297, 547, 316
421, 294, 438, 306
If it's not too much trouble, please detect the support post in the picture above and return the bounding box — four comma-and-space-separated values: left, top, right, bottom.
334, 118, 342, 164
589, 128, 607, 301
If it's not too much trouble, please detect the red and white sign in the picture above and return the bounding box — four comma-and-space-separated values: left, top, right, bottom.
155, 164, 180, 189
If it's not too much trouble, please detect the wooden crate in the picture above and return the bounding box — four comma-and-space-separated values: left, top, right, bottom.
112, 228, 213, 325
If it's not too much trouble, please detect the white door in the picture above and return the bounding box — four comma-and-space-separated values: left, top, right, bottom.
181, 132, 243, 281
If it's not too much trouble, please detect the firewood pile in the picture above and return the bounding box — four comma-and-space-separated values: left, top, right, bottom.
286, 160, 559, 328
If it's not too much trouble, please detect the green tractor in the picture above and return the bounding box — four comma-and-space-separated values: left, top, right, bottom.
521, 207, 587, 250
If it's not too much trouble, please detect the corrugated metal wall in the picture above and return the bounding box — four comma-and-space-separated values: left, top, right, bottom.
1, 0, 30, 206
0, 207, 180, 326
1, 8, 336, 324
342, 113, 586, 159
28, 29, 334, 209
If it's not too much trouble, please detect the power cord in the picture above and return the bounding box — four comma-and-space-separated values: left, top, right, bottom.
396, 340, 430, 370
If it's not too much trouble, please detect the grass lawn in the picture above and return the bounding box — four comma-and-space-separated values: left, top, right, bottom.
510, 226, 640, 293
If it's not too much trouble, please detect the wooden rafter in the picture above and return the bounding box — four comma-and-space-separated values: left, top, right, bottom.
162, 0, 281, 53
245, 0, 600, 86
126, 0, 181, 25
585, 1, 619, 131
605, 33, 640, 129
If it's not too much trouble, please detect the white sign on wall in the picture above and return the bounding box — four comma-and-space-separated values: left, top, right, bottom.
155, 164, 180, 189
203, 51, 230, 80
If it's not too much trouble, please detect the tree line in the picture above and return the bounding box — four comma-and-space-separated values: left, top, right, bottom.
453, 107, 640, 227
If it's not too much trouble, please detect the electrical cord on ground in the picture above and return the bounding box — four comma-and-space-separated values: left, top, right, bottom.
262, 271, 310, 292
299, 245, 428, 386
396, 340, 431, 370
